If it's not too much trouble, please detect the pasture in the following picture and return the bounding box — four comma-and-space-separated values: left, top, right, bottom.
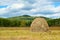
0, 27, 60, 40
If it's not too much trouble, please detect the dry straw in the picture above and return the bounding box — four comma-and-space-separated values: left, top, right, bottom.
30, 18, 49, 32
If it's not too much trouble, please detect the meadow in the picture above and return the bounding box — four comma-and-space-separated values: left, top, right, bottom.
0, 27, 60, 40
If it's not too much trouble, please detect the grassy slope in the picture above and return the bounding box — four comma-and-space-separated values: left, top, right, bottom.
7, 15, 50, 21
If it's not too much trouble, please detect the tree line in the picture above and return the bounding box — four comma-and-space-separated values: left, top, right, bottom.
0, 18, 32, 27
47, 18, 60, 27
0, 18, 60, 27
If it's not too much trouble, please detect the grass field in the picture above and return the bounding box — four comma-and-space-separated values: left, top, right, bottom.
0, 27, 60, 40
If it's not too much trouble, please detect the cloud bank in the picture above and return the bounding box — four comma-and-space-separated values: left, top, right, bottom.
0, 0, 60, 18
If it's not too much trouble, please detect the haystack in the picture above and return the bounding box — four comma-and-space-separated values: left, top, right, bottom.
30, 18, 49, 32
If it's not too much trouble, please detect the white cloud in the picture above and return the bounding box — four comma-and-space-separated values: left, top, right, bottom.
45, 13, 60, 18
54, 6, 60, 12
0, 0, 60, 18
0, 8, 8, 15
10, 3, 25, 9
0, 0, 23, 5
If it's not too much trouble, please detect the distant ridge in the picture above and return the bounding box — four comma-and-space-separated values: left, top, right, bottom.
7, 15, 50, 21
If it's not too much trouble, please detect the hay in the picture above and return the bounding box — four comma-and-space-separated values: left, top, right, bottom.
30, 18, 49, 32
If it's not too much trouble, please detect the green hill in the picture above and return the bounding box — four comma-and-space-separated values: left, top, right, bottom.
7, 15, 50, 21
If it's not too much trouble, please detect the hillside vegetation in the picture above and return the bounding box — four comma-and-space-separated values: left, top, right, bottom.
0, 15, 60, 27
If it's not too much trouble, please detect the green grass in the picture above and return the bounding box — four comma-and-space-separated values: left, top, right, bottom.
0, 27, 60, 40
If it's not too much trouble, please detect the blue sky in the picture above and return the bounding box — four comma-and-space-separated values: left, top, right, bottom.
0, 0, 60, 18
53, 2, 60, 7
0, 5, 7, 8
